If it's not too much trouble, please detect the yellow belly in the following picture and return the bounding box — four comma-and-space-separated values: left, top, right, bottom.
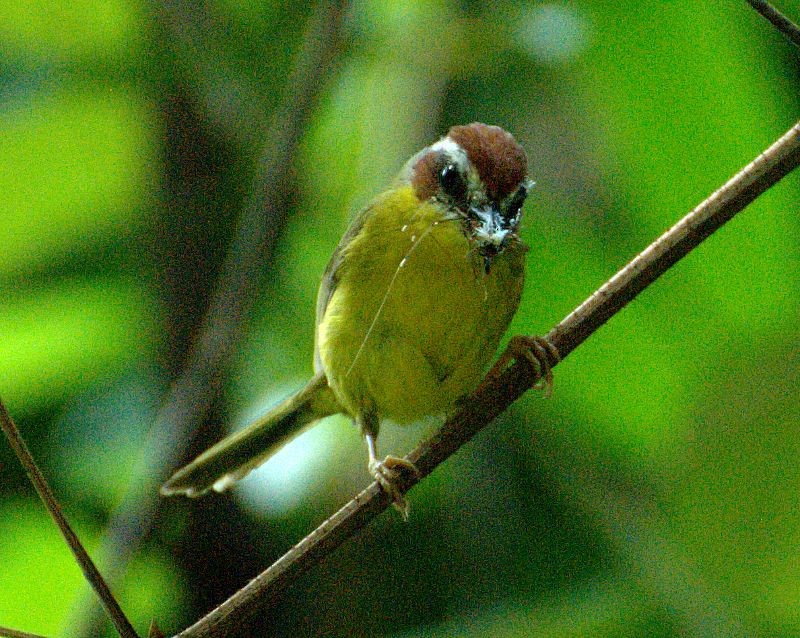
316, 186, 526, 423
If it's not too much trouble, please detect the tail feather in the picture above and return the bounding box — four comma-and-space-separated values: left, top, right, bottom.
161, 372, 340, 497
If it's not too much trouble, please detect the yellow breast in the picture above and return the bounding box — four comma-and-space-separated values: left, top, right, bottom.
316, 185, 526, 423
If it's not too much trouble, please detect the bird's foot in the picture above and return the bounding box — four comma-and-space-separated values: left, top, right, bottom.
369, 455, 420, 521
487, 335, 560, 397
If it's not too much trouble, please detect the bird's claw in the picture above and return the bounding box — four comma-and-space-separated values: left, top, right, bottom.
487, 335, 560, 397
369, 455, 419, 520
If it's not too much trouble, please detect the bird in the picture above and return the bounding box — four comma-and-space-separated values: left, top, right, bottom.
161, 122, 556, 516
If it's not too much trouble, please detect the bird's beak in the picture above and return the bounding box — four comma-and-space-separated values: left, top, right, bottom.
470, 204, 511, 249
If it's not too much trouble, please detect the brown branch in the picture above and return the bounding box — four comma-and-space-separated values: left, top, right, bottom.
0, 400, 139, 638
746, 0, 800, 48
0, 626, 49, 638
170, 117, 800, 637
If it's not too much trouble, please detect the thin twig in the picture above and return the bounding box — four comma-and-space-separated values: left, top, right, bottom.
0, 626, 49, 638
0, 401, 139, 638
171, 118, 800, 638
546, 123, 800, 359
746, 0, 800, 48
67, 1, 350, 636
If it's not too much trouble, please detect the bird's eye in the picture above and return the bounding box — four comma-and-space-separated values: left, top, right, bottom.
438, 163, 467, 201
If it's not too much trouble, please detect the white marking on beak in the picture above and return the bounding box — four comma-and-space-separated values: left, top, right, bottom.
472, 206, 509, 247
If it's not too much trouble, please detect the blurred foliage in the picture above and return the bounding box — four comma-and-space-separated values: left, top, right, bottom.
0, 1, 799, 637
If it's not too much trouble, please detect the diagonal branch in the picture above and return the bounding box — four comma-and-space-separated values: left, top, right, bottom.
746, 0, 800, 48
171, 117, 800, 637
0, 625, 49, 638
0, 401, 139, 638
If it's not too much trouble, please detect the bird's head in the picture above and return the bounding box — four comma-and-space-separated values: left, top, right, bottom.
402, 122, 532, 271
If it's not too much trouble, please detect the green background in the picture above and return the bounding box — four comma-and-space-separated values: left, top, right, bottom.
1, 1, 799, 636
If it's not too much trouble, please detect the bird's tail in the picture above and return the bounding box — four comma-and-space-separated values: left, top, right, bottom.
160, 372, 340, 497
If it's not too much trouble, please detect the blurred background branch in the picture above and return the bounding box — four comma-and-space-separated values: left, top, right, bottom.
65, 0, 350, 635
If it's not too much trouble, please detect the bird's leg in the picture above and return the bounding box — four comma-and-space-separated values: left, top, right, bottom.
485, 335, 560, 397
359, 409, 419, 520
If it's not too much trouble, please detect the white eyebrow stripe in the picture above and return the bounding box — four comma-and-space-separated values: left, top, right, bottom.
429, 137, 468, 166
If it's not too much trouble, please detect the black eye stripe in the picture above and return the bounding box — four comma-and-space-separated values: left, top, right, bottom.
503, 185, 528, 219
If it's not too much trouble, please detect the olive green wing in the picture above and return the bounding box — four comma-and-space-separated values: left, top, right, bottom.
313, 204, 371, 371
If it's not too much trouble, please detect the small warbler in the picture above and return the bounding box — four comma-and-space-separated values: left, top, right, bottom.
161, 123, 555, 515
